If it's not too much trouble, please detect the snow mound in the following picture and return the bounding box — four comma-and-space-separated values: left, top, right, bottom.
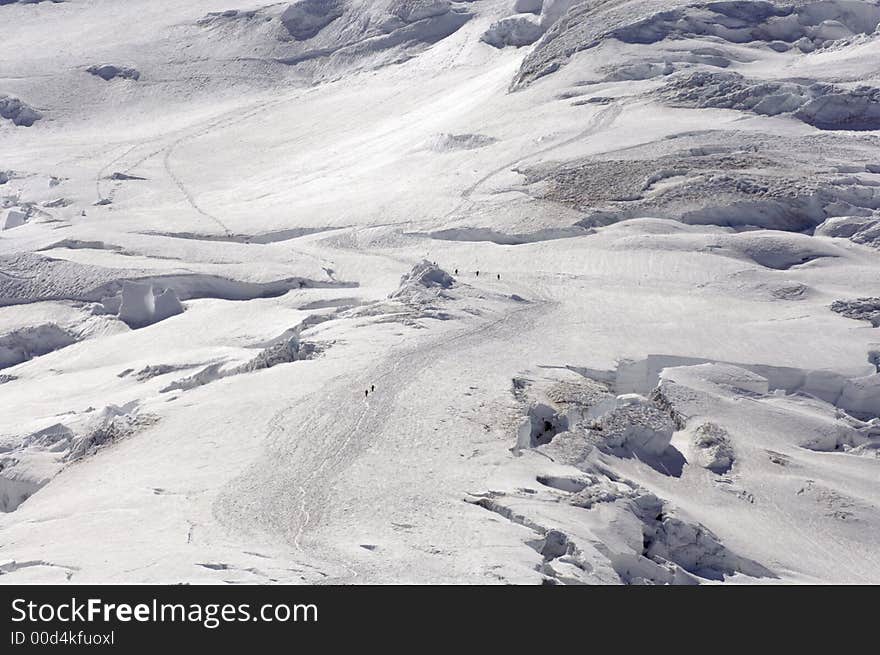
281, 0, 344, 40
0, 94, 41, 127
714, 231, 841, 270
117, 281, 184, 329
831, 297, 880, 327
481, 15, 544, 48
86, 64, 140, 81
389, 260, 455, 302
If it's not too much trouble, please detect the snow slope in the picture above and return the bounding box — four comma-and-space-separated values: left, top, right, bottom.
0, 0, 878, 583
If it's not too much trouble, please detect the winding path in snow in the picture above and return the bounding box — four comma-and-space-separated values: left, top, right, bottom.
214, 269, 557, 582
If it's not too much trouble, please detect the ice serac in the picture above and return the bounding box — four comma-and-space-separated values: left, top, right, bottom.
1, 208, 27, 230
513, 0, 880, 88
389, 259, 455, 302
482, 15, 544, 48
116, 281, 184, 329
514, 0, 543, 14
661, 71, 880, 131
840, 374, 880, 419
86, 64, 140, 81
831, 298, 880, 327
0, 94, 41, 126
0, 324, 77, 370
595, 394, 675, 456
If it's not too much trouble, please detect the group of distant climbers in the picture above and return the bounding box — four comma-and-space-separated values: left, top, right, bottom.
452, 267, 500, 280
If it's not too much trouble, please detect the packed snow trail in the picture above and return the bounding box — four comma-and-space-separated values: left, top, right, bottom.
215, 276, 556, 583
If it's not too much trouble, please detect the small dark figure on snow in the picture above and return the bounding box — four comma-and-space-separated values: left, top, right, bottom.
371, 384, 375, 392
454, 268, 458, 275
365, 389, 369, 398
476, 270, 480, 277
497, 273, 500, 280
